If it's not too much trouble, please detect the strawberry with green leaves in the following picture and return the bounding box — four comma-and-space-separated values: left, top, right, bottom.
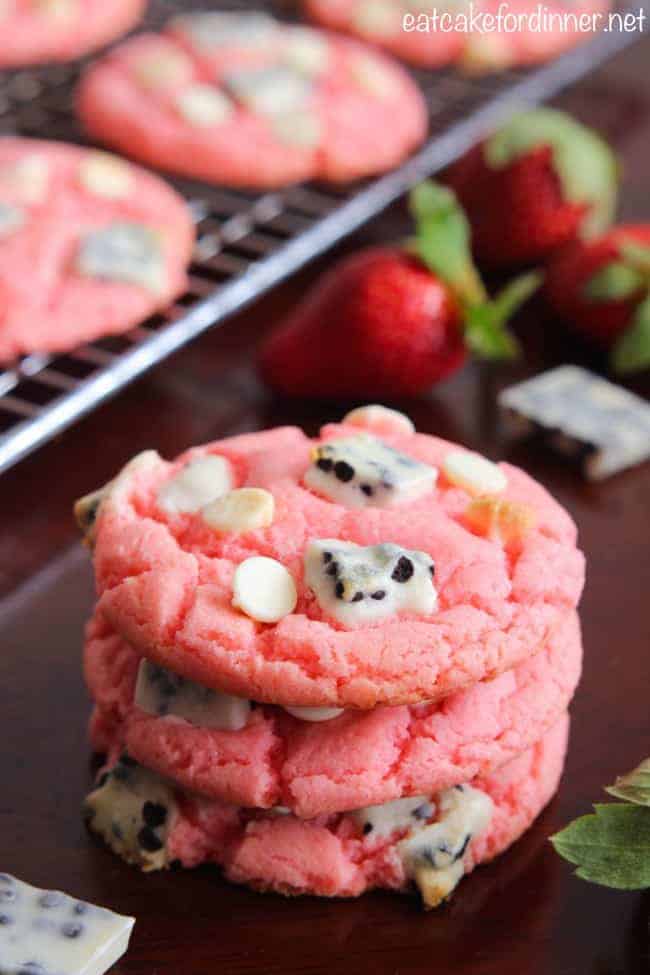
545, 225, 650, 374
446, 108, 619, 268
259, 181, 540, 399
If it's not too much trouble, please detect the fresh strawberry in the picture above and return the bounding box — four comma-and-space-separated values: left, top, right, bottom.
259, 181, 541, 399
446, 108, 619, 268
545, 224, 650, 374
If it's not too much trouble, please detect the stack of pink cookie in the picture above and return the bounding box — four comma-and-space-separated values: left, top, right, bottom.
77, 405, 584, 907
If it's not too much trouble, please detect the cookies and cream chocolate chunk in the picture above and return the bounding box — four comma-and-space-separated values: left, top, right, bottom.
498, 365, 650, 480
75, 451, 160, 545
400, 785, 493, 908
84, 757, 177, 872
352, 795, 435, 838
135, 660, 251, 731
305, 540, 437, 625
157, 455, 233, 514
304, 435, 437, 508
0, 203, 24, 237
0, 873, 134, 975
76, 222, 165, 295
224, 67, 312, 116
172, 11, 275, 50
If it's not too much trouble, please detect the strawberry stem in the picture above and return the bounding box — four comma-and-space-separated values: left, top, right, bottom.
409, 181, 541, 361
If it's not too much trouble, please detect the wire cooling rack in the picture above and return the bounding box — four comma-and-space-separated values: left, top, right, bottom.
0, 0, 645, 474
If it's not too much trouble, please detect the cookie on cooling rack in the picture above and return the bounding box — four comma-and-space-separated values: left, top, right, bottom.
0, 0, 146, 68
76, 11, 428, 188
0, 138, 194, 361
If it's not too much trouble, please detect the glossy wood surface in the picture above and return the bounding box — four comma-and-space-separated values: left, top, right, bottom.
0, 40, 649, 975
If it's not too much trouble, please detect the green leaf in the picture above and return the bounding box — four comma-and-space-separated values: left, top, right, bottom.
463, 271, 541, 360
409, 181, 487, 307
551, 803, 650, 890
618, 239, 650, 274
606, 758, 650, 806
583, 261, 646, 302
484, 107, 619, 238
612, 293, 650, 374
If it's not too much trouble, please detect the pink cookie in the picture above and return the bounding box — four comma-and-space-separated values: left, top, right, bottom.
76, 13, 427, 188
0, 138, 194, 361
0, 0, 145, 68
79, 408, 585, 710
86, 609, 581, 817
84, 716, 569, 905
304, 0, 465, 68
460, 0, 612, 72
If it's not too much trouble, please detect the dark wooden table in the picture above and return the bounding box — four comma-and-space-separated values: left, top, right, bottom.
1, 39, 650, 975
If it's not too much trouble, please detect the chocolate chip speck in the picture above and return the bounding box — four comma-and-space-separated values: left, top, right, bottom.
360, 484, 373, 496
61, 922, 83, 939
142, 801, 167, 829
363, 823, 373, 835
322, 551, 332, 563
371, 590, 386, 600
0, 913, 13, 925
334, 460, 355, 483
326, 561, 338, 577
391, 556, 414, 583
335, 581, 345, 599
74, 902, 88, 915
351, 592, 364, 602
138, 826, 164, 853
316, 458, 333, 472
39, 892, 63, 909
0, 889, 16, 903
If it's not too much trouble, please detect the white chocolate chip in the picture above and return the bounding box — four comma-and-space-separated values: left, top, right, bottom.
133, 48, 194, 90
343, 404, 415, 436
353, 0, 397, 36
273, 111, 322, 148
79, 152, 134, 200
135, 659, 251, 731
0, 153, 49, 203
157, 454, 234, 514
284, 705, 344, 722
283, 28, 329, 76
35, 0, 76, 20
442, 450, 507, 495
232, 556, 297, 623
202, 487, 275, 534
176, 84, 234, 127
74, 450, 161, 544
350, 55, 399, 99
